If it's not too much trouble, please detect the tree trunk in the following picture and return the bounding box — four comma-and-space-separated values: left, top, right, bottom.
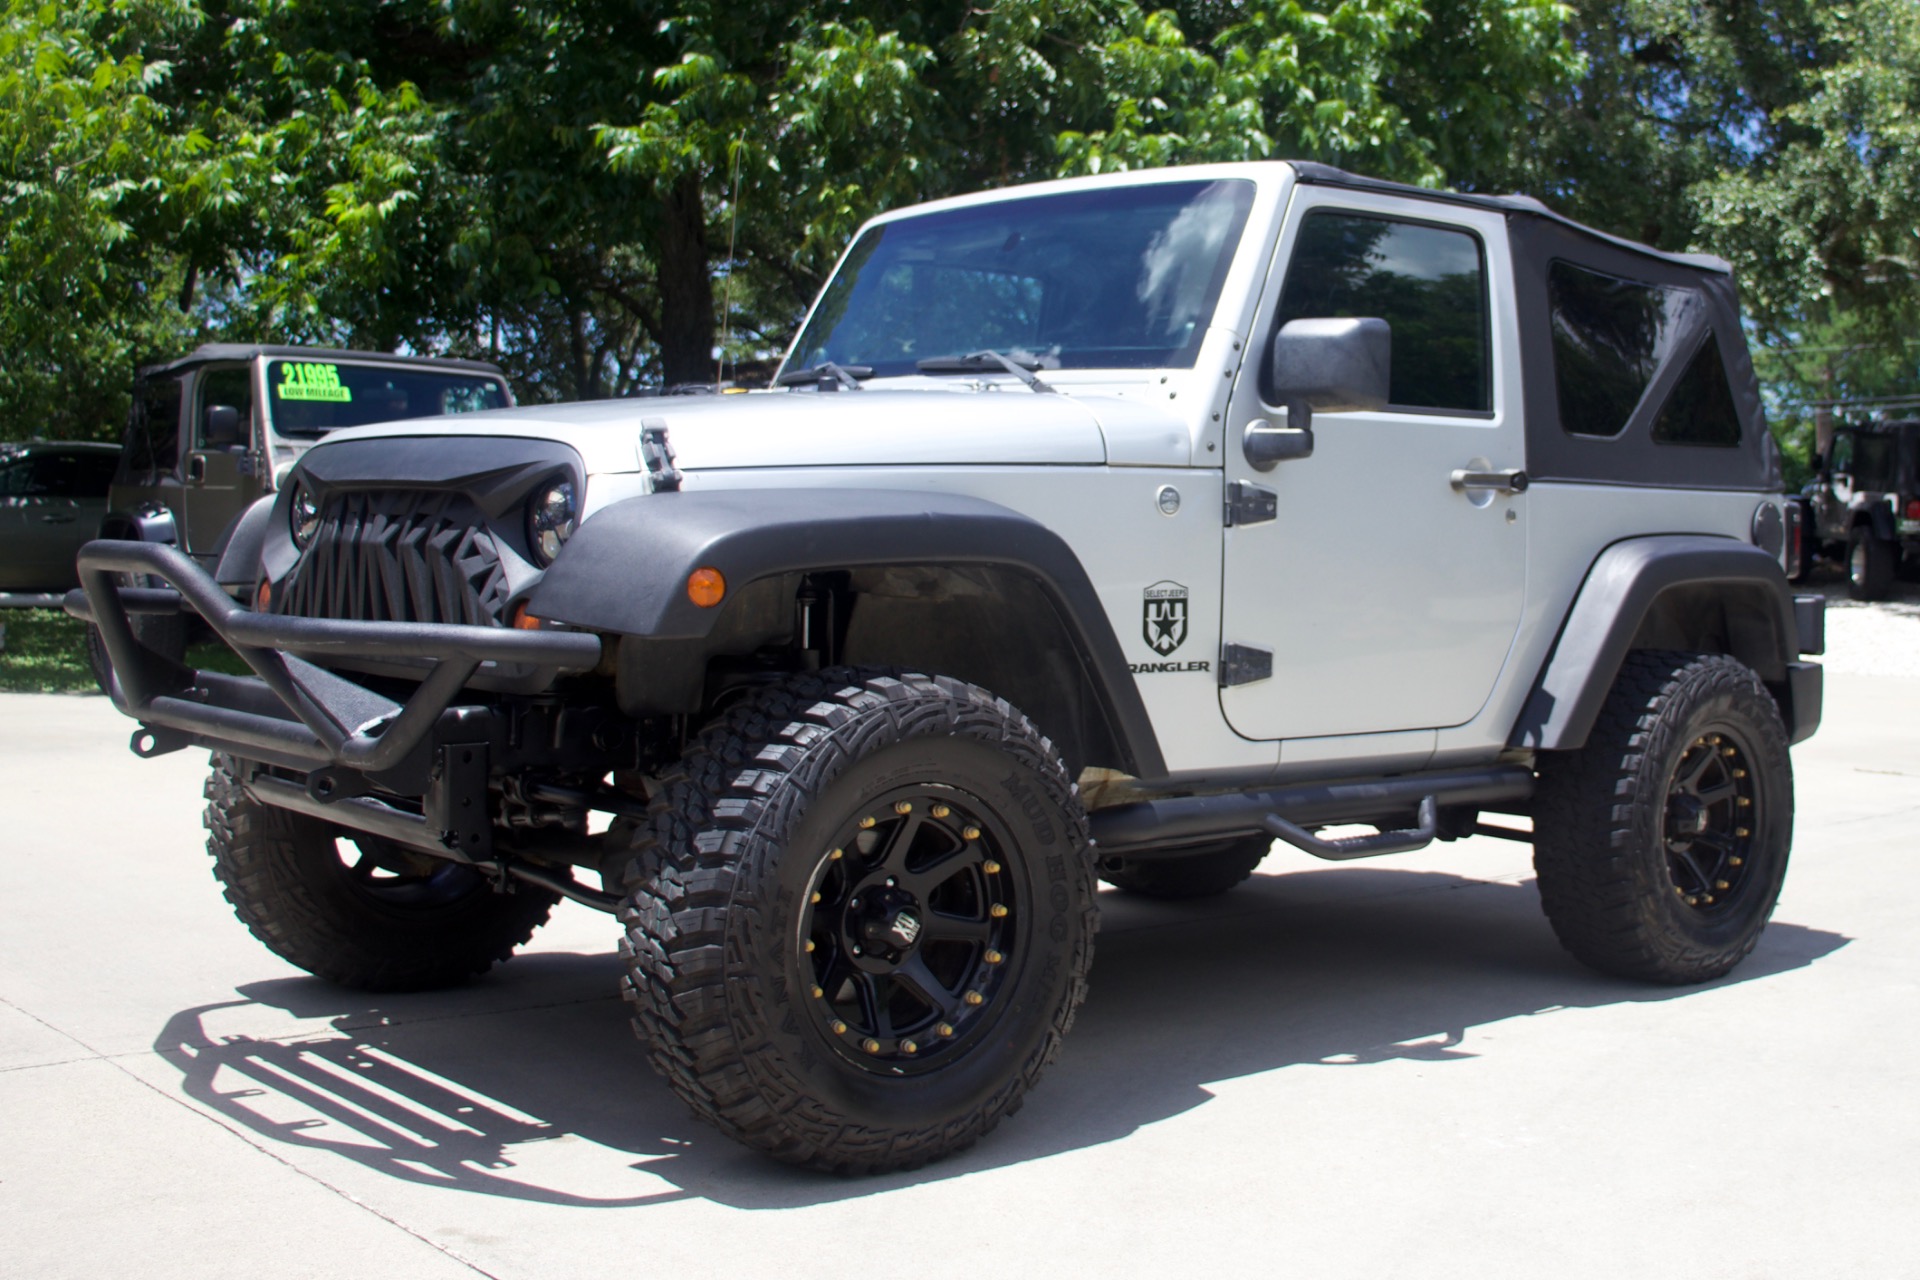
655, 173, 715, 387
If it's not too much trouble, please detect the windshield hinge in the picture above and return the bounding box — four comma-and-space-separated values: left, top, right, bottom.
1220, 642, 1274, 688
1224, 481, 1277, 528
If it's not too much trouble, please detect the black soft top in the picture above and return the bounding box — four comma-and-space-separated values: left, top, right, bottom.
1294, 163, 1776, 493
136, 344, 507, 382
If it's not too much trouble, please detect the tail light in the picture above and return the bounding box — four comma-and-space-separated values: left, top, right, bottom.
1783, 501, 1805, 579
1905, 498, 1920, 521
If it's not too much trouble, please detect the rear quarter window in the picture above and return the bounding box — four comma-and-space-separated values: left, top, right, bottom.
1547, 261, 1740, 450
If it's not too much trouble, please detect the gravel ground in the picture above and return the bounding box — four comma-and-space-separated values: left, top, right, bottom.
1809, 571, 1920, 679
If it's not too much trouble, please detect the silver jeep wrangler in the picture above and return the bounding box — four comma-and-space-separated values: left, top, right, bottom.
75, 162, 1824, 1174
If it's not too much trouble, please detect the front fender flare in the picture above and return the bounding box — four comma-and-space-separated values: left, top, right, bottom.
1511, 535, 1800, 751
99, 501, 177, 547
529, 488, 1166, 777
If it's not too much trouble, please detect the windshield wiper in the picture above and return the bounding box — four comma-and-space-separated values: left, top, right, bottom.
775, 361, 873, 391
915, 350, 1057, 394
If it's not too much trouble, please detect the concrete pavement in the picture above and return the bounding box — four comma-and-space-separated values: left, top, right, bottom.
2, 669, 1916, 1278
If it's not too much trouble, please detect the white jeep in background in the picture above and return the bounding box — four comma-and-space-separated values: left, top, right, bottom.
75, 160, 1824, 1174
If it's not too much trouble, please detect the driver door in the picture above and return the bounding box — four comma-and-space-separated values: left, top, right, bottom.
1219, 187, 1528, 743
181, 363, 257, 558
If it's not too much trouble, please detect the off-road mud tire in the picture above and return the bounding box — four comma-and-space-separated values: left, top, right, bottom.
1532, 651, 1792, 984
618, 670, 1097, 1174
204, 755, 556, 990
85, 571, 189, 697
1848, 525, 1895, 601
1100, 833, 1272, 899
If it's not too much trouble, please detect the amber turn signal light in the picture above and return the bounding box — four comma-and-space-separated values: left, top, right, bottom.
687, 567, 726, 608
254, 581, 271, 612
510, 602, 544, 631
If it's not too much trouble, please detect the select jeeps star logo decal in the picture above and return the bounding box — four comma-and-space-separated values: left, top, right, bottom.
1143, 581, 1189, 655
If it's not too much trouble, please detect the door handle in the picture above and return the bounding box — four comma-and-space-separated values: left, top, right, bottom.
1450, 468, 1528, 495
187, 454, 207, 483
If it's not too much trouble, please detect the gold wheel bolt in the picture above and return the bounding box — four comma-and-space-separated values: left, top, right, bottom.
901, 1039, 919, 1055
894, 801, 913, 815
861, 1038, 881, 1054
811, 985, 824, 999
1714, 880, 1730, 890
964, 991, 985, 1006
1686, 896, 1700, 906
1674, 886, 1687, 896
931, 804, 951, 819
828, 847, 844, 861
1722, 747, 1737, 757
982, 859, 1002, 874
1737, 797, 1752, 808
1710, 735, 1723, 745
989, 903, 1009, 918
1730, 855, 1745, 866
1734, 828, 1750, 839
1695, 737, 1707, 746
810, 891, 822, 904
963, 826, 981, 841
830, 1020, 848, 1034
859, 816, 876, 830
804, 940, 816, 953
984, 949, 1004, 965
936, 1022, 955, 1038
1703, 894, 1716, 905
1732, 768, 1748, 779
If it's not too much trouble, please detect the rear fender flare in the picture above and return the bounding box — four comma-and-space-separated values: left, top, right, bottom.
1511, 535, 1800, 751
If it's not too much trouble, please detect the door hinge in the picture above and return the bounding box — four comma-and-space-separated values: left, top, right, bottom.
1224, 480, 1278, 528
1220, 642, 1273, 687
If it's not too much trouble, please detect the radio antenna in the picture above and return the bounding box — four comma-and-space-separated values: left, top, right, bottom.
717, 141, 744, 391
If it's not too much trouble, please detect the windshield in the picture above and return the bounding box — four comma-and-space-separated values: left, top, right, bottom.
788, 179, 1256, 377
265, 360, 508, 437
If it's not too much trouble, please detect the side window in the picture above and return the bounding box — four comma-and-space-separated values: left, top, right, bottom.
1651, 338, 1741, 448
1548, 262, 1692, 438
75, 451, 120, 497
195, 365, 255, 448
1270, 211, 1491, 413
0, 455, 30, 495
126, 378, 183, 475
29, 452, 80, 497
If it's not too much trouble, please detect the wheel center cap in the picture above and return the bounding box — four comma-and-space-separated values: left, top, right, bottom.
885, 910, 922, 949
1669, 795, 1709, 836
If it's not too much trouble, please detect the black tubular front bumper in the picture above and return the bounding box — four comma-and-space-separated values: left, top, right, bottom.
66, 539, 602, 780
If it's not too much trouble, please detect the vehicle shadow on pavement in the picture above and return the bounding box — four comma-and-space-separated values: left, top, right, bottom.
150, 867, 1848, 1210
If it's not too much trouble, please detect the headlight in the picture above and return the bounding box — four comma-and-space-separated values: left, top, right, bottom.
289, 482, 320, 549
527, 479, 577, 565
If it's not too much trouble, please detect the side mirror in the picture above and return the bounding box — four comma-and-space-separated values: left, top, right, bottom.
203, 404, 245, 449
1244, 317, 1391, 470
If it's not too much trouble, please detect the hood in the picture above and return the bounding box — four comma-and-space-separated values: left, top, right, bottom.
317, 384, 1194, 474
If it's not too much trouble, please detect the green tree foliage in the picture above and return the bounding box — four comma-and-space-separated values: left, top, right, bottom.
1, 0, 1576, 429
1, 2, 200, 438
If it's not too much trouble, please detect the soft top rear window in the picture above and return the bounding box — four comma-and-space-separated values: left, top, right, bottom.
1548, 261, 1697, 438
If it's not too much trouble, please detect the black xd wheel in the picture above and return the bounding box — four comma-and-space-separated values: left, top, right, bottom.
1100, 833, 1271, 899
620, 671, 1096, 1174
1532, 651, 1793, 984
205, 755, 556, 991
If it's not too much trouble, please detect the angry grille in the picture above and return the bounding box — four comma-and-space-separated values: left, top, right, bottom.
277, 490, 510, 627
